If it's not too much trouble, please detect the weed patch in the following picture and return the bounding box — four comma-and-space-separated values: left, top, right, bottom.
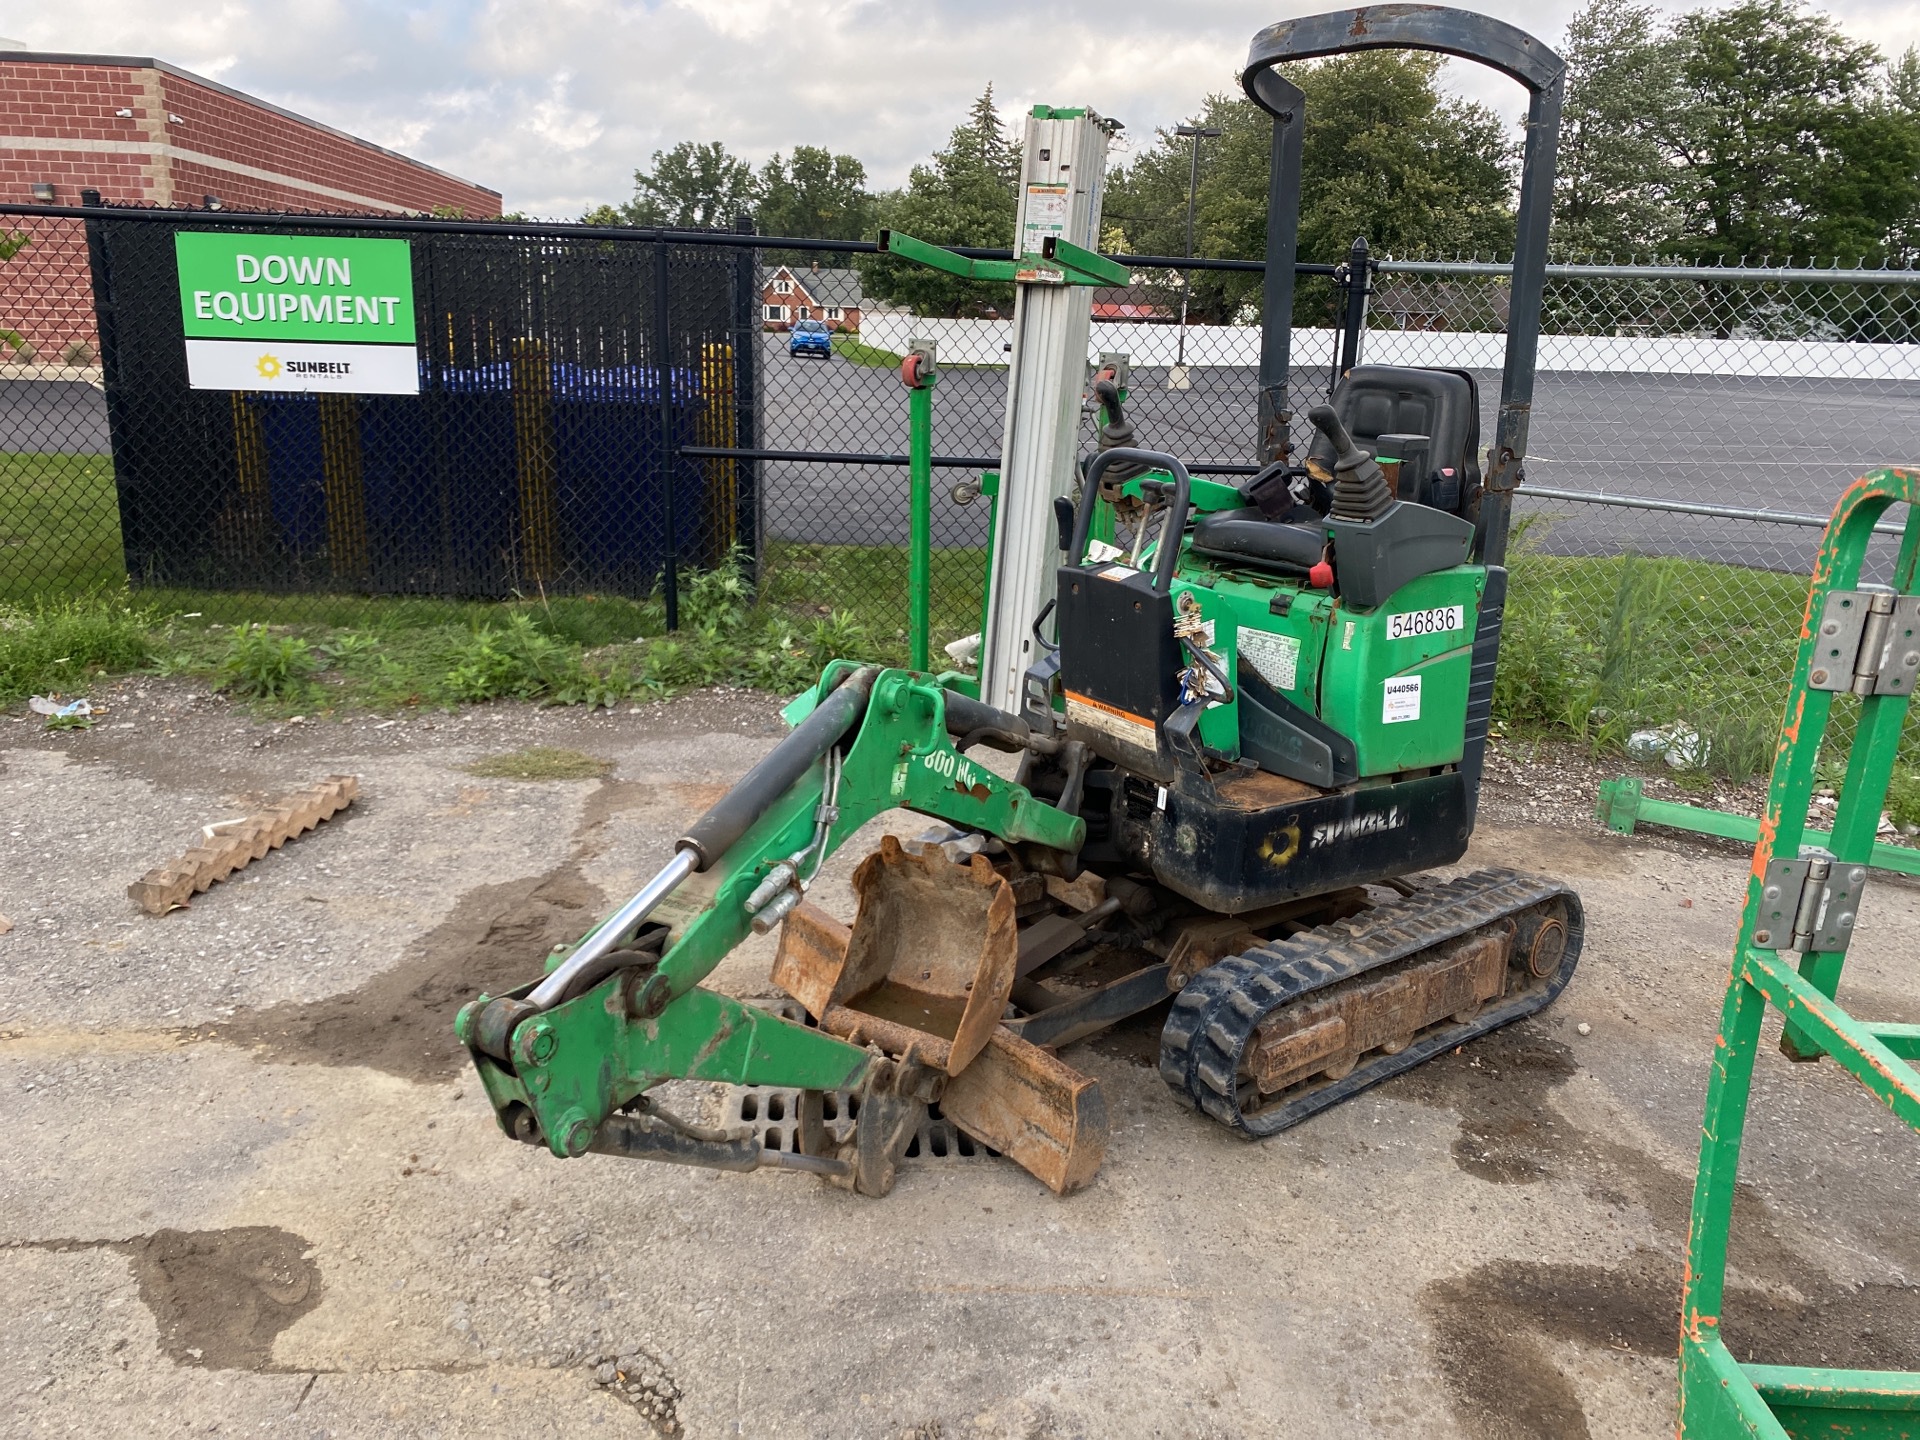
465, 746, 612, 781
0, 593, 154, 702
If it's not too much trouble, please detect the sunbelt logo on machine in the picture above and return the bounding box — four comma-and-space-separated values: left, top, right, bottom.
173, 232, 420, 395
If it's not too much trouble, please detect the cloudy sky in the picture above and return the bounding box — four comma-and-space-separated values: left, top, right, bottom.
5, 0, 1918, 216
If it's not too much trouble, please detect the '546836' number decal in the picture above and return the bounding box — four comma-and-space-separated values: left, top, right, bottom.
1385, 604, 1465, 640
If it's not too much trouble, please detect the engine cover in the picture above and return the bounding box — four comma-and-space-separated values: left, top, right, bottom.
1112, 765, 1473, 914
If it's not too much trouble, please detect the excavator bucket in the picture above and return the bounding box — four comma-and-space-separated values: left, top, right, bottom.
779, 835, 1017, 1072
772, 840, 1110, 1194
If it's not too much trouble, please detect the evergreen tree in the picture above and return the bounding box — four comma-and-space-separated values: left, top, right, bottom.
858, 85, 1022, 316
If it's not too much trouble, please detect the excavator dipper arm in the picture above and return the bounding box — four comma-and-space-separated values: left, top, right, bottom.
456, 664, 1084, 1184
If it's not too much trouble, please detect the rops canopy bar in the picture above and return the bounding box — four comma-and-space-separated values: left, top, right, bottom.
1241, 6, 1565, 567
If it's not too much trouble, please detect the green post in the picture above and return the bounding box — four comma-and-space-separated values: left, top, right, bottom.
904, 340, 938, 672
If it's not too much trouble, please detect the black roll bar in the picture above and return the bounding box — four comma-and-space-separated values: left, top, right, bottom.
1241, 6, 1565, 567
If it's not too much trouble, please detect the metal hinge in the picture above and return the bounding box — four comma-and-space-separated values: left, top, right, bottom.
1808, 587, 1920, 695
1754, 851, 1867, 953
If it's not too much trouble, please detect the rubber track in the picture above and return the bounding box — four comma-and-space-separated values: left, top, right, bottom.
1158, 868, 1584, 1136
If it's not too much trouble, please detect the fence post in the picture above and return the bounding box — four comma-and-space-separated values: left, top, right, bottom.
732, 213, 760, 587
1333, 234, 1370, 393
77, 188, 135, 585
654, 237, 679, 630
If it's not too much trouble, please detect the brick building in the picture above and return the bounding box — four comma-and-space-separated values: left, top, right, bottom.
1, 47, 499, 361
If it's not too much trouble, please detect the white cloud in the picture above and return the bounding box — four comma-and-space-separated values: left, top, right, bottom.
7, 0, 1919, 218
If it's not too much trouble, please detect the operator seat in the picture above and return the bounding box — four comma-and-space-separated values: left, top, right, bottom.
1306, 365, 1481, 514
1188, 364, 1482, 577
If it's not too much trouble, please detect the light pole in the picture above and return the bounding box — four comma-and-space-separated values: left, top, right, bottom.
1172, 123, 1220, 383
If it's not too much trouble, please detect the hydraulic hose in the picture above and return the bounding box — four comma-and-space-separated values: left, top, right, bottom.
678, 666, 878, 868
525, 666, 878, 1012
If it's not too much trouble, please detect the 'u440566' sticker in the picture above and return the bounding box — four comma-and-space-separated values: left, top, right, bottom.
1385, 605, 1464, 640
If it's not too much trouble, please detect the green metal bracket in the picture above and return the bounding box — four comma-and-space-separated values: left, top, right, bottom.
877, 229, 1126, 288
1595, 776, 1920, 878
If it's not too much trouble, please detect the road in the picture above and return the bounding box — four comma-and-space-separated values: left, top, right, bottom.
6, 682, 1920, 1437
758, 336, 1920, 571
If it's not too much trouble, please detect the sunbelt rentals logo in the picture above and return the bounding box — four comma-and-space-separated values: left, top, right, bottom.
255, 353, 282, 379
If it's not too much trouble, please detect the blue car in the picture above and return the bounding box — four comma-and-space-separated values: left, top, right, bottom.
787, 318, 833, 357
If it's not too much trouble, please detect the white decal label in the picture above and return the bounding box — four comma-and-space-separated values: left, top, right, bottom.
1238, 630, 1301, 691
1385, 605, 1465, 640
1309, 805, 1406, 850
1085, 539, 1125, 563
1021, 184, 1070, 250
1383, 675, 1422, 724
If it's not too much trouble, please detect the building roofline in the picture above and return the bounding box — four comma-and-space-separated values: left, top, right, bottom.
0, 51, 500, 201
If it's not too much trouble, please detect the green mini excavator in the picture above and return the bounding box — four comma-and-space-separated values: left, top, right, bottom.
455, 6, 1586, 1196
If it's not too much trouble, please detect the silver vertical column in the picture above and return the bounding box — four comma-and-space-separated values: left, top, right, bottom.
979, 107, 1112, 715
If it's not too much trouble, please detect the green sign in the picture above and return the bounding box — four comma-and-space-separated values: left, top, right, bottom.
175, 232, 416, 343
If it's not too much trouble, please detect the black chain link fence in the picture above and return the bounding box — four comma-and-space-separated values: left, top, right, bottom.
2, 207, 759, 624
10, 203, 1920, 747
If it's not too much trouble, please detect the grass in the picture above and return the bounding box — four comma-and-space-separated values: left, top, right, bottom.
1, 447, 1907, 801
465, 746, 612, 781
830, 333, 904, 368
0, 452, 125, 601
0, 592, 154, 703
1496, 545, 1809, 783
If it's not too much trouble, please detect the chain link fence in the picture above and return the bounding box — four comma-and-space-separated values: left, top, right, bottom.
5, 202, 1919, 766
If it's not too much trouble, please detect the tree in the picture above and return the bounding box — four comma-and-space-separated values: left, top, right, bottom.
756, 146, 872, 250
858, 86, 1022, 316
584, 140, 757, 229
1554, 0, 1689, 256
1661, 0, 1920, 264
1105, 53, 1516, 322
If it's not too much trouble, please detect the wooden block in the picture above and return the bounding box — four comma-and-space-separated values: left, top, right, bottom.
128, 775, 360, 915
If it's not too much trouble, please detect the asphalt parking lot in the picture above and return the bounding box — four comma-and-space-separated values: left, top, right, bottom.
4, 682, 1918, 1438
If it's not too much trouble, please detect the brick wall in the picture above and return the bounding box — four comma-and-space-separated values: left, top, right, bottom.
0, 58, 498, 215
0, 55, 501, 359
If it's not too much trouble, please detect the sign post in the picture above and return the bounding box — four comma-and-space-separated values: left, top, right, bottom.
174, 233, 419, 395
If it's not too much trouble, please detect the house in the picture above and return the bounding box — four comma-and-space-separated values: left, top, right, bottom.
1091, 295, 1174, 322
1370, 280, 1510, 333
760, 263, 863, 331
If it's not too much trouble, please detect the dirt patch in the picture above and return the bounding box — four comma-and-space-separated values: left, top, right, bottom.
1393, 1031, 1579, 1184
1424, 1249, 1920, 1439
1423, 1254, 1677, 1439
1394, 1026, 1802, 1281
203, 862, 604, 1082
192, 772, 680, 1082
126, 1226, 321, 1370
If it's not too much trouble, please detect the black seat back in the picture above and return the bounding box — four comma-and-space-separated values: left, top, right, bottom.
1305, 366, 1480, 515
